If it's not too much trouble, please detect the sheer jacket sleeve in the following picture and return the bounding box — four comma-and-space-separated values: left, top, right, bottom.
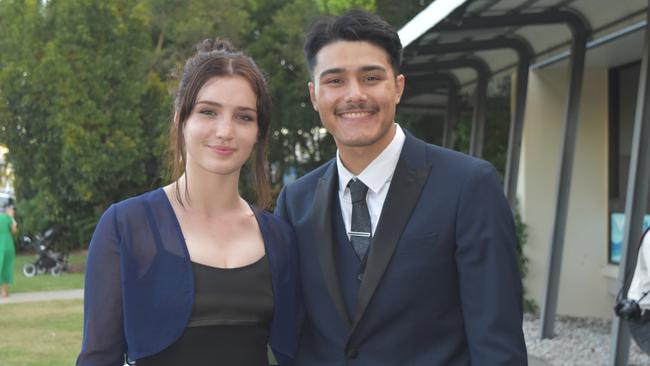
77, 204, 127, 365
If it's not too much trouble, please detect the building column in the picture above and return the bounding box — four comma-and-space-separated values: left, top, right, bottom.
609, 8, 650, 365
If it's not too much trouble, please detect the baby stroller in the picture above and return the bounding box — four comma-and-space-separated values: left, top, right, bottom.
21, 227, 69, 277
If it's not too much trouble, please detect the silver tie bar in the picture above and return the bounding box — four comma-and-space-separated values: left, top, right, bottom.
348, 231, 371, 238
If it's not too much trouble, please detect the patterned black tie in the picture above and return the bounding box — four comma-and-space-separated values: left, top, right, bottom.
348, 179, 371, 260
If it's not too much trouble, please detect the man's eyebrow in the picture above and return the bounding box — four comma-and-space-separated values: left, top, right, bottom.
318, 68, 345, 79
195, 100, 256, 113
359, 65, 387, 73
318, 65, 388, 80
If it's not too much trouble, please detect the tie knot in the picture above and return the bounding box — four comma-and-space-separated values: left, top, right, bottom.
348, 179, 369, 203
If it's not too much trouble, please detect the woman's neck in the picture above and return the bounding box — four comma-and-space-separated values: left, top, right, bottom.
172, 167, 245, 218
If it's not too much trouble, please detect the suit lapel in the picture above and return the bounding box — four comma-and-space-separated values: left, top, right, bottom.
350, 133, 432, 334
309, 161, 353, 328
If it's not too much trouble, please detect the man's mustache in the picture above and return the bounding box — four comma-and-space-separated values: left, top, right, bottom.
334, 103, 379, 114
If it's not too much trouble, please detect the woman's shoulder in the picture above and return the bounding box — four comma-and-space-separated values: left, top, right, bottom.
99, 189, 169, 227
256, 209, 296, 254
112, 188, 165, 211
257, 209, 289, 224
256, 210, 293, 236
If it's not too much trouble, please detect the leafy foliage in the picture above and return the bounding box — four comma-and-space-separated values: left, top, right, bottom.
0, 0, 157, 247
316, 0, 374, 14
450, 77, 512, 176
515, 207, 538, 314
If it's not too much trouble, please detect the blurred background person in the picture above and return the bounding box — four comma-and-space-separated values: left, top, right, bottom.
0, 204, 17, 297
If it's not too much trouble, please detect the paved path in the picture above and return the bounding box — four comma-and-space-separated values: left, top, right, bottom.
0, 288, 83, 305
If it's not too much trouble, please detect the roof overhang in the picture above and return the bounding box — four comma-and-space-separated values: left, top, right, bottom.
399, 0, 648, 108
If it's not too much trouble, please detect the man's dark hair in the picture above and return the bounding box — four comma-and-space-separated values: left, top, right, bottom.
304, 9, 403, 75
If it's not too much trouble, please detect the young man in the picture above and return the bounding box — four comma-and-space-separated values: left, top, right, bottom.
275, 9, 528, 365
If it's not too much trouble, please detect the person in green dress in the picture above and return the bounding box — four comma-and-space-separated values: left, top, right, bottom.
0, 205, 17, 297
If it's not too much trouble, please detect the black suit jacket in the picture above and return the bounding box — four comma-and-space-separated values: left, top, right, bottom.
276, 130, 527, 365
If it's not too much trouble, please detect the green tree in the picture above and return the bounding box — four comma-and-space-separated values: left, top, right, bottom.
450, 77, 512, 176
316, 0, 374, 14
0, 0, 156, 248
247, 0, 323, 183
376, 0, 432, 28
145, 0, 249, 77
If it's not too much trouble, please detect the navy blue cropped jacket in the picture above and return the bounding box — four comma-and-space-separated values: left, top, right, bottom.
76, 189, 299, 365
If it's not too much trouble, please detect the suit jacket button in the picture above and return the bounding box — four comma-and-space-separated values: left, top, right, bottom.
346, 347, 359, 359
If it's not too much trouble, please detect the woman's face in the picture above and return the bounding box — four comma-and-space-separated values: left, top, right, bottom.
182, 75, 259, 178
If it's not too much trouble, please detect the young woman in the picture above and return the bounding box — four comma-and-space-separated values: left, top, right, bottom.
77, 40, 299, 366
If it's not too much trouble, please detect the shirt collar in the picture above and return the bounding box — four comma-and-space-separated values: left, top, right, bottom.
337, 124, 406, 194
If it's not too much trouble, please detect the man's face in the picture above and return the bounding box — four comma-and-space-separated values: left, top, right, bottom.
308, 41, 404, 152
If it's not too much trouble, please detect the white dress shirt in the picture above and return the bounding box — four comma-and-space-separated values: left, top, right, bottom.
337, 124, 406, 239
628, 231, 650, 309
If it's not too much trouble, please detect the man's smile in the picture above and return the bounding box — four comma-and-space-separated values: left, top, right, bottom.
338, 111, 376, 119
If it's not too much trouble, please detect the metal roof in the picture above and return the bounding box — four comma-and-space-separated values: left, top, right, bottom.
399, 0, 648, 109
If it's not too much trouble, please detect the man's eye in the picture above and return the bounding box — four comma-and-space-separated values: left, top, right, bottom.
365, 75, 380, 82
326, 78, 342, 84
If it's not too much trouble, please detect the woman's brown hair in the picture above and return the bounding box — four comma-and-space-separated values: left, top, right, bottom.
169, 39, 271, 209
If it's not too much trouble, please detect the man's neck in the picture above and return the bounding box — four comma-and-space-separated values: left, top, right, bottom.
337, 125, 396, 176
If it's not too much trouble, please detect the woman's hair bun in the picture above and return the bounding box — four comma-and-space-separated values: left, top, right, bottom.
196, 38, 237, 53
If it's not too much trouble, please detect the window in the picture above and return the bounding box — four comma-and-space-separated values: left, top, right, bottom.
608, 61, 650, 264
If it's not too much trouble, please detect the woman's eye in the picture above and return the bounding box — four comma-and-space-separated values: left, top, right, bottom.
199, 109, 216, 116
238, 114, 255, 122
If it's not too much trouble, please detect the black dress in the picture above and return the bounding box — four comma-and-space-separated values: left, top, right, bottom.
137, 255, 274, 366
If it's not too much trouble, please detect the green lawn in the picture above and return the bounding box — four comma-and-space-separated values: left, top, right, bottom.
0, 298, 277, 366
2, 252, 280, 365
0, 299, 83, 366
10, 252, 86, 294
